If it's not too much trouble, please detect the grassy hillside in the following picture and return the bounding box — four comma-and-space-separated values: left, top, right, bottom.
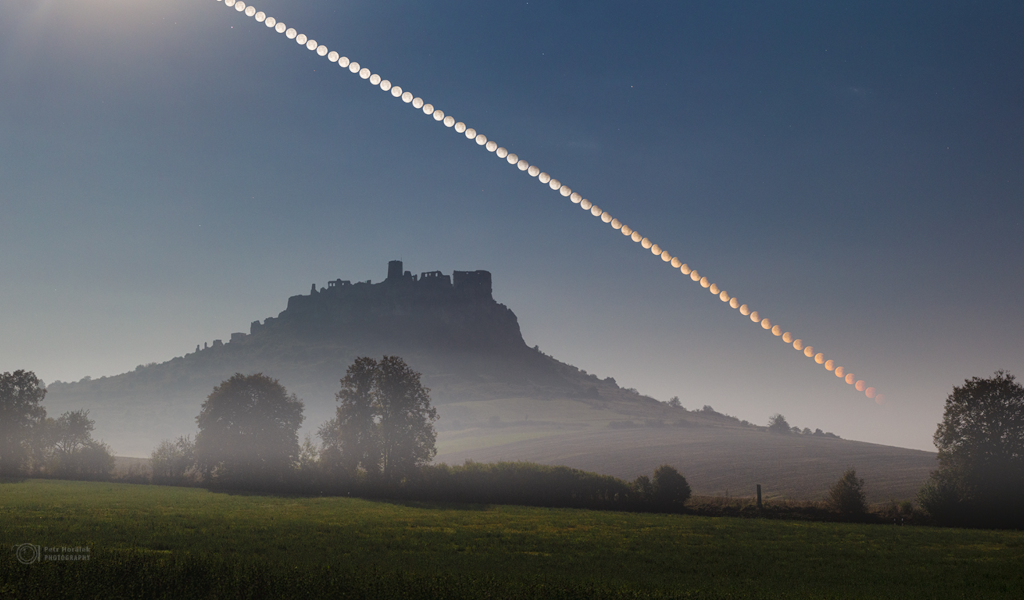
434, 396, 937, 502
2, 480, 1022, 599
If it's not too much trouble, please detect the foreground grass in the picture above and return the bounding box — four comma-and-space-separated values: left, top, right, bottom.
1, 480, 1022, 599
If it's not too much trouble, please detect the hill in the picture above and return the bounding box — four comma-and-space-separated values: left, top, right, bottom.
44, 261, 936, 500
432, 397, 936, 503
43, 261, 647, 456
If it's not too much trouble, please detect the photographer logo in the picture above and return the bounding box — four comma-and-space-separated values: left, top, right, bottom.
13, 544, 89, 564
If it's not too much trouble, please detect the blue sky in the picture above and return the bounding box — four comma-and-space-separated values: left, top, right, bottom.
1, 0, 1021, 451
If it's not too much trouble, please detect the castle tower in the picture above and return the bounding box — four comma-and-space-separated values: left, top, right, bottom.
387, 260, 403, 282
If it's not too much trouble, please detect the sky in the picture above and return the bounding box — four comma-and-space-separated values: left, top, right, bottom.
1, 0, 1021, 452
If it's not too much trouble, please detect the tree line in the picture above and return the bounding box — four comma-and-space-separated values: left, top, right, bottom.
148, 356, 694, 511
3, 363, 1022, 527
0, 370, 114, 479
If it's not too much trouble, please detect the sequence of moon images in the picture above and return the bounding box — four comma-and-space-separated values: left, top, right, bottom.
214, 0, 883, 404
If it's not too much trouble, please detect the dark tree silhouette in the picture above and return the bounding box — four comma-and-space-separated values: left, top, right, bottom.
320, 357, 381, 476
195, 373, 304, 488
652, 464, 692, 507
920, 371, 1024, 527
767, 413, 791, 434
376, 356, 437, 483
826, 468, 867, 515
0, 370, 47, 476
320, 356, 437, 484
45, 409, 114, 479
51, 409, 95, 458
30, 409, 114, 479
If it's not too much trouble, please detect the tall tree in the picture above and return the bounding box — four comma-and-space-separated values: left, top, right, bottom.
320, 357, 381, 476
376, 356, 437, 484
195, 373, 304, 488
919, 370, 1024, 527
321, 356, 437, 484
0, 370, 47, 476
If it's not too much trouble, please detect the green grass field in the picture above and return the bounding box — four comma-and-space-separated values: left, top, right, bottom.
2, 480, 1022, 599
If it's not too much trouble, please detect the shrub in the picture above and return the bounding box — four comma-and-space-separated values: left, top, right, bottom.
151, 436, 196, 485
826, 468, 867, 515
652, 465, 691, 507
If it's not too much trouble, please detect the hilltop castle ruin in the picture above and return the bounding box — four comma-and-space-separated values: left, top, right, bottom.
229, 261, 523, 351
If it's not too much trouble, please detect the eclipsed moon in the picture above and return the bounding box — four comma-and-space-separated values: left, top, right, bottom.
219, 0, 879, 402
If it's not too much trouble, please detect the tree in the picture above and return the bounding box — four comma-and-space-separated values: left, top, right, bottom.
195, 373, 304, 488
826, 468, 867, 516
632, 474, 653, 502
0, 370, 47, 476
35, 410, 115, 479
652, 464, 692, 507
319, 357, 380, 476
151, 436, 196, 485
668, 396, 682, 409
767, 413, 791, 434
919, 371, 1024, 527
51, 410, 95, 459
320, 356, 438, 485
376, 356, 438, 483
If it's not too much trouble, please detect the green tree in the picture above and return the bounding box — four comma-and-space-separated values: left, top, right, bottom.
919, 371, 1024, 527
652, 464, 692, 507
0, 370, 47, 476
826, 468, 867, 516
195, 373, 304, 488
320, 356, 437, 484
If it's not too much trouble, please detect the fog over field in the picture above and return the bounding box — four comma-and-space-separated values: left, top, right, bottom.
2, 0, 1022, 454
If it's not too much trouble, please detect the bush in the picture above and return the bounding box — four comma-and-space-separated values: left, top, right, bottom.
826, 468, 867, 515
151, 436, 196, 485
652, 465, 691, 507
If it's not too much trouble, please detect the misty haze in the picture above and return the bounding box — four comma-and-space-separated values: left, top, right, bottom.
1, 0, 1021, 598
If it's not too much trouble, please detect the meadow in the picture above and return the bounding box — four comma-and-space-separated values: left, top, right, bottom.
2, 480, 1022, 599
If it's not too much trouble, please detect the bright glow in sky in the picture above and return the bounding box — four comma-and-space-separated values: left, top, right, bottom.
1, 0, 1021, 451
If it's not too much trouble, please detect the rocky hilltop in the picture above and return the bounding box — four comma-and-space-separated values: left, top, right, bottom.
45, 261, 639, 456
44, 261, 936, 502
